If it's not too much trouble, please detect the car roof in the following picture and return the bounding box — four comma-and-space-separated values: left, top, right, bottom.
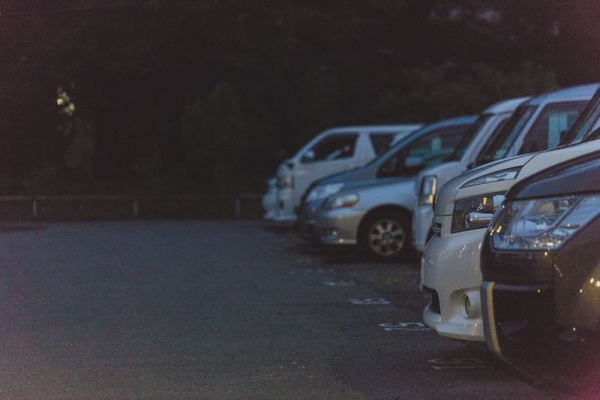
524, 83, 600, 106
482, 97, 530, 114
322, 124, 423, 134
419, 114, 478, 131
383, 114, 477, 151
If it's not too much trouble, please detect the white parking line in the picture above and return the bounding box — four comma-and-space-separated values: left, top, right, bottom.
350, 298, 391, 305
379, 322, 431, 332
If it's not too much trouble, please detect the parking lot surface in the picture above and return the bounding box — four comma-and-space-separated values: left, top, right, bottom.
0, 221, 575, 399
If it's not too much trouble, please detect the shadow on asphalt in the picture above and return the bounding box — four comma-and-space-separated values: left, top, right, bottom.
291, 237, 422, 266
260, 221, 421, 267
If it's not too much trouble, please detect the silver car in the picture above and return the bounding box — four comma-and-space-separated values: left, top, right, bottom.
309, 115, 477, 260
314, 178, 414, 259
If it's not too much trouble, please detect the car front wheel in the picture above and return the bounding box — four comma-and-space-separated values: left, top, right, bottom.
358, 210, 410, 260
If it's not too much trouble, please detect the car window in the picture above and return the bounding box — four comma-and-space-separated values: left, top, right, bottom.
447, 114, 490, 161
369, 133, 395, 155
302, 134, 358, 163
475, 105, 537, 166
517, 101, 586, 154
562, 89, 600, 144
377, 125, 469, 177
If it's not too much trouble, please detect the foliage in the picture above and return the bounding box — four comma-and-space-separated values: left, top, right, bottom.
181, 81, 248, 184
0, 0, 597, 193
371, 62, 557, 122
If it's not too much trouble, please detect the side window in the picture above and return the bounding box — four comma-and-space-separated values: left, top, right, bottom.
518, 102, 586, 155
369, 133, 395, 155
302, 134, 358, 163
476, 105, 536, 165
408, 127, 465, 168
377, 126, 468, 177
564, 91, 600, 143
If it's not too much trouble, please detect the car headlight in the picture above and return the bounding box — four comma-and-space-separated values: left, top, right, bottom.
277, 175, 293, 189
305, 183, 345, 203
452, 193, 505, 233
324, 193, 359, 209
419, 176, 437, 206
489, 195, 600, 250
462, 167, 521, 188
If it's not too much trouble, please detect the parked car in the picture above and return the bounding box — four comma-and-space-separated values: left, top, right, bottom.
264, 124, 422, 222
299, 115, 477, 259
262, 177, 277, 219
421, 83, 600, 341
481, 150, 600, 396
412, 96, 529, 252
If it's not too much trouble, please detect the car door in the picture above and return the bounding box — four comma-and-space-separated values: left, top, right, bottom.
292, 132, 362, 207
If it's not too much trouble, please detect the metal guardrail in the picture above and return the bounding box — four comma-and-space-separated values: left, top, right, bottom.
0, 193, 264, 220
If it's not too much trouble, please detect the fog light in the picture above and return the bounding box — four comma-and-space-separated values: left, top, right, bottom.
459, 292, 480, 319
321, 228, 339, 238
464, 295, 472, 317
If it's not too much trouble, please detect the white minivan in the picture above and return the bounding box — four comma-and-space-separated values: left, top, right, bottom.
412, 96, 529, 252
264, 124, 422, 222
421, 83, 600, 342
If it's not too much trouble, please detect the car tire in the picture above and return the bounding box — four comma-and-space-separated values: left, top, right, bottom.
358, 210, 410, 260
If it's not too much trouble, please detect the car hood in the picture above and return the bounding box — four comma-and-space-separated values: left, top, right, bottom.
434, 154, 535, 216
337, 176, 411, 193
510, 150, 600, 200
313, 163, 377, 186
435, 139, 600, 216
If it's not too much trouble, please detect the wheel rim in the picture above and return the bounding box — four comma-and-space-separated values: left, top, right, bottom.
367, 218, 406, 257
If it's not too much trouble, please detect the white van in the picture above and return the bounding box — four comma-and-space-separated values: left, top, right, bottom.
264, 124, 422, 222
421, 83, 600, 342
411, 97, 529, 252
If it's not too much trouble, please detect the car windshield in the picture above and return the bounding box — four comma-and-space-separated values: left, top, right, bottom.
474, 105, 537, 167
562, 88, 600, 144
446, 114, 490, 161
362, 127, 425, 167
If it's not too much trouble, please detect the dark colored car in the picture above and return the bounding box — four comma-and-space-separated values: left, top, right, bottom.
480, 149, 600, 396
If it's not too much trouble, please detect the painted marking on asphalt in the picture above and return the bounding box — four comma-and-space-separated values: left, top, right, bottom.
323, 280, 356, 287
379, 322, 431, 332
428, 358, 484, 370
302, 268, 334, 275
350, 298, 391, 305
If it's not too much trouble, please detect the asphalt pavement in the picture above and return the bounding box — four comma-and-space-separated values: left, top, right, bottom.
0, 221, 576, 399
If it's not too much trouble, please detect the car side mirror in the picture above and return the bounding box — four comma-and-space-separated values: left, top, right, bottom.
301, 150, 316, 163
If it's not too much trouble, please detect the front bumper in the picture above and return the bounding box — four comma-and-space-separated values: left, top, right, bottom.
481, 281, 600, 394
412, 204, 434, 253
262, 187, 278, 220
296, 200, 326, 241
480, 217, 600, 395
421, 227, 487, 341
314, 207, 366, 245
270, 188, 297, 222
